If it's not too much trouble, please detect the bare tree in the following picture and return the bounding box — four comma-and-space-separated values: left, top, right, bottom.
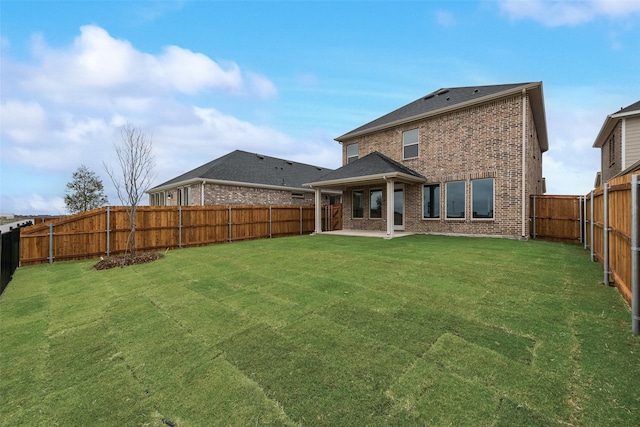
104, 122, 156, 257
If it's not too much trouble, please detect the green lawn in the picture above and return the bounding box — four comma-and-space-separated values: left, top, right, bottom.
1, 234, 638, 426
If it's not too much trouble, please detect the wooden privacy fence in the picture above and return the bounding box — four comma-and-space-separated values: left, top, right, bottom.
530, 172, 640, 334
20, 204, 342, 266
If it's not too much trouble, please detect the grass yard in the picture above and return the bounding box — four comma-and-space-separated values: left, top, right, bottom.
1, 234, 639, 426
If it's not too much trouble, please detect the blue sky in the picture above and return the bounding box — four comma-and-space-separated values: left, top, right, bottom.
1, 0, 639, 215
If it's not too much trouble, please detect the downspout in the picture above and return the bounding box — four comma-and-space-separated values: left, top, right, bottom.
521, 89, 527, 238
201, 181, 206, 206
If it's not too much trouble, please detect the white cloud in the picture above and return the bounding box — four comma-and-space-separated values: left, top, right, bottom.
22, 25, 273, 103
498, 0, 640, 26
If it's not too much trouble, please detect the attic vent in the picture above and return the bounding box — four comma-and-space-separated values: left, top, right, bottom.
474, 89, 479, 93
316, 167, 322, 171
286, 161, 293, 165
446, 97, 450, 101
257, 154, 264, 159
436, 89, 449, 96
424, 94, 435, 100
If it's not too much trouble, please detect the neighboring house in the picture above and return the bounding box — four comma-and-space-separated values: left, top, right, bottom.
593, 100, 640, 183
306, 82, 548, 239
147, 150, 339, 207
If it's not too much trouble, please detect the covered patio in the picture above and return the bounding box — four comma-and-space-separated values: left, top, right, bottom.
305, 152, 426, 239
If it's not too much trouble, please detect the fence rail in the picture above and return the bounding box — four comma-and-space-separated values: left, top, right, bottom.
530, 173, 639, 335
20, 204, 341, 266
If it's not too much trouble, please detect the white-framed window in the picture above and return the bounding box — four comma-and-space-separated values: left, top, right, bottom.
403, 129, 419, 159
347, 143, 359, 164
422, 184, 440, 219
370, 189, 382, 219
352, 190, 364, 219
178, 187, 190, 206
446, 181, 465, 219
472, 178, 494, 219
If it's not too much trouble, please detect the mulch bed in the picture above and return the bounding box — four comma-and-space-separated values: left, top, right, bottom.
93, 252, 164, 270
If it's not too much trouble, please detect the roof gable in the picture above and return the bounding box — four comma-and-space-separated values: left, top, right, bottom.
337, 82, 537, 141
150, 150, 333, 191
306, 151, 425, 187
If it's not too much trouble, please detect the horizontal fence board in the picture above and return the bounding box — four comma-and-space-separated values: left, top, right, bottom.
20, 204, 340, 266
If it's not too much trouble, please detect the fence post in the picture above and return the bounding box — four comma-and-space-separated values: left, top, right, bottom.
228, 206, 232, 242
48, 223, 54, 264
603, 183, 610, 285
583, 195, 587, 250
178, 206, 183, 248
300, 206, 303, 235
106, 207, 111, 257
269, 206, 272, 238
578, 196, 583, 244
532, 195, 536, 239
631, 175, 640, 336
590, 190, 595, 262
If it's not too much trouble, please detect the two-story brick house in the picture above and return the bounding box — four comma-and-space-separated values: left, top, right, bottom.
593, 100, 640, 183
306, 82, 548, 239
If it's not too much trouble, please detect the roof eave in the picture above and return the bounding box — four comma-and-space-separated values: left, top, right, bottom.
304, 171, 426, 189
336, 82, 543, 143
148, 178, 340, 194
592, 114, 616, 148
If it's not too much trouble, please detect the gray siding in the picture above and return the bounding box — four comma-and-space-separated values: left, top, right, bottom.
625, 117, 640, 168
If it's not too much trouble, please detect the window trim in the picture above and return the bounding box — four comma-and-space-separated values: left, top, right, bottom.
445, 181, 466, 220
352, 189, 365, 219
402, 129, 419, 160
369, 189, 383, 220
422, 183, 440, 220
471, 178, 494, 220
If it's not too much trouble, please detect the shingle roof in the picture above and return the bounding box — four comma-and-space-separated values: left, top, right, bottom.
337, 82, 536, 140
150, 150, 334, 191
617, 100, 640, 115
307, 151, 425, 185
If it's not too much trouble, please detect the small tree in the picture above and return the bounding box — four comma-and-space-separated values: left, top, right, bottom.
104, 122, 155, 257
64, 165, 108, 214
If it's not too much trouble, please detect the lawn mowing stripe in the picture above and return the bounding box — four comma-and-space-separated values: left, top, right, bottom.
386, 363, 501, 425
0, 269, 51, 426
425, 333, 571, 422
142, 283, 259, 346
219, 314, 414, 425
105, 293, 295, 425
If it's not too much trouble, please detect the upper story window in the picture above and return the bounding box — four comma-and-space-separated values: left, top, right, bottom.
403, 129, 419, 159
347, 143, 359, 164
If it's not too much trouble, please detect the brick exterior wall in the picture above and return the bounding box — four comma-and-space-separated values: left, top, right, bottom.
341, 93, 544, 238
601, 122, 623, 183
159, 183, 329, 207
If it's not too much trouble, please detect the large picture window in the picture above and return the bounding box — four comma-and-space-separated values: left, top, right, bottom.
352, 190, 364, 219
403, 129, 419, 159
472, 178, 494, 219
347, 143, 359, 164
446, 181, 465, 219
370, 189, 382, 219
423, 184, 440, 219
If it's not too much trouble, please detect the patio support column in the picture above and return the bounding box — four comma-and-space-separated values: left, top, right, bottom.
314, 187, 322, 235
386, 179, 394, 239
